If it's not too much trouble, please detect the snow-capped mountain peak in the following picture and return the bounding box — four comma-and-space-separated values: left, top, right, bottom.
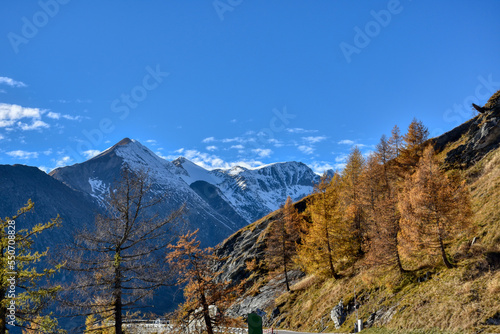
51, 138, 319, 244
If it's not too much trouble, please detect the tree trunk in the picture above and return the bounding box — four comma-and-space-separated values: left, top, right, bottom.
200, 291, 214, 334
439, 236, 453, 269
114, 251, 123, 334
284, 259, 290, 291
0, 292, 6, 334
394, 219, 406, 273
395, 246, 405, 273
325, 234, 339, 280
114, 293, 123, 334
282, 226, 290, 291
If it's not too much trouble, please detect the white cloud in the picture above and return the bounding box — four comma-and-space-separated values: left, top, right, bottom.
230, 145, 244, 149
252, 148, 272, 158
156, 151, 168, 159
7, 150, 38, 159
206, 146, 218, 151
303, 136, 327, 144
298, 145, 314, 155
287, 128, 318, 134
184, 150, 226, 169
145, 139, 157, 144
308, 162, 340, 175
335, 154, 348, 163
55, 99, 91, 104
182, 149, 265, 170
46, 112, 61, 119
43, 149, 53, 155
338, 139, 355, 145
0, 134, 4, 140
62, 114, 83, 121
38, 166, 50, 173
56, 156, 72, 167
83, 150, 101, 159
0, 103, 45, 128
221, 137, 245, 143
17, 120, 50, 131
202, 137, 215, 143
268, 138, 284, 147
0, 77, 27, 88
174, 148, 184, 154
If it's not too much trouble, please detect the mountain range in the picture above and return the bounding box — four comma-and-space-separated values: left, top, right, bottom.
2, 137, 323, 247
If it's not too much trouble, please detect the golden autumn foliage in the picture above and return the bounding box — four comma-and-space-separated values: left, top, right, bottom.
296, 175, 354, 279
266, 196, 301, 291
341, 146, 366, 257
397, 118, 430, 174
399, 146, 473, 268
167, 230, 240, 334
296, 119, 472, 277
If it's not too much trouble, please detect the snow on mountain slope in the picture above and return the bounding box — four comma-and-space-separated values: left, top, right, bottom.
173, 158, 319, 223
172, 157, 223, 185
50, 138, 245, 246
52, 138, 320, 243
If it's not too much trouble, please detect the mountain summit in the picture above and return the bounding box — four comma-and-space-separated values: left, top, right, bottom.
50, 138, 320, 245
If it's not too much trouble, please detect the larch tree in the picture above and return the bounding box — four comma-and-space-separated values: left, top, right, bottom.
362, 148, 405, 273
0, 200, 64, 334
341, 146, 366, 257
398, 146, 472, 269
61, 169, 184, 334
166, 230, 239, 334
296, 174, 352, 279
388, 125, 403, 158
265, 196, 301, 291
397, 118, 430, 173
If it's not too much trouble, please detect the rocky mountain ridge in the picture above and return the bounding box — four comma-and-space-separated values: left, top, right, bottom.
47, 138, 320, 245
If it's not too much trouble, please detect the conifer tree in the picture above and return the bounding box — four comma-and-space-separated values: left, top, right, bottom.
388, 125, 403, 158
62, 169, 184, 334
398, 118, 430, 173
166, 230, 239, 334
265, 196, 301, 291
297, 175, 352, 279
341, 146, 366, 256
0, 200, 64, 334
362, 152, 405, 272
398, 146, 472, 268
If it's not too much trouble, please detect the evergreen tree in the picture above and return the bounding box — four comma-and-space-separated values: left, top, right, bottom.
0, 200, 64, 334
62, 169, 184, 334
167, 231, 239, 334
341, 146, 366, 256
362, 152, 405, 273
265, 197, 301, 291
398, 147, 472, 268
297, 175, 352, 279
388, 125, 403, 158
398, 118, 430, 173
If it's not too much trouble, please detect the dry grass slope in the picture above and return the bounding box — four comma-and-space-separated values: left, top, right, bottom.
261, 148, 500, 334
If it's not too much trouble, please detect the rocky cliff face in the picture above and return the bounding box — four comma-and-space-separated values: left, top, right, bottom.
433, 89, 500, 168
213, 197, 309, 318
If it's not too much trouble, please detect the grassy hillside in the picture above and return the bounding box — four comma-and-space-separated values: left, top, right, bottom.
219, 102, 500, 333
267, 123, 500, 333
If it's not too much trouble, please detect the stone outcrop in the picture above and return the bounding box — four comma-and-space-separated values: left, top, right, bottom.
330, 300, 347, 329
433, 90, 500, 168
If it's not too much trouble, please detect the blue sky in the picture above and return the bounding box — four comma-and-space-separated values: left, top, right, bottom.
1, 1, 499, 174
